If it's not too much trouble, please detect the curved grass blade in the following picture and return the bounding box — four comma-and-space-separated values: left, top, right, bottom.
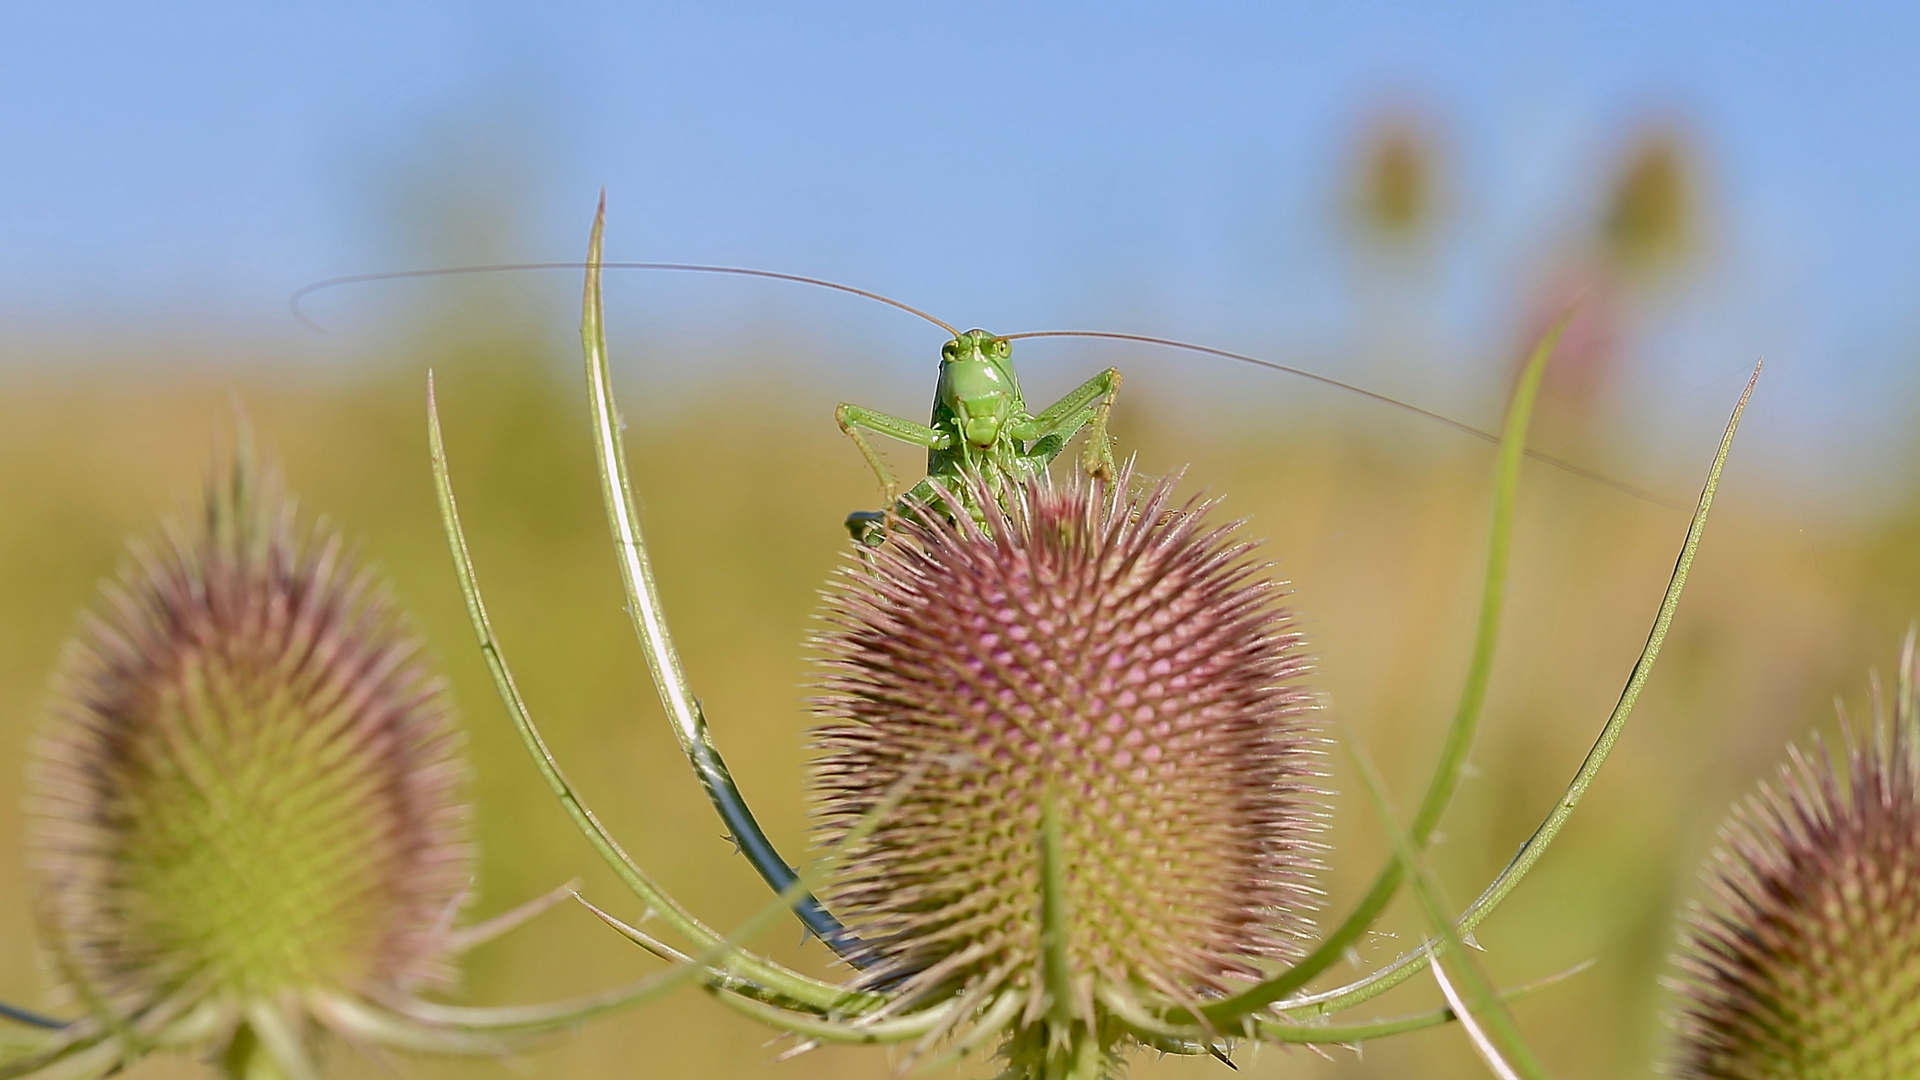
1276, 361, 1760, 1018
1200, 314, 1568, 1026
571, 892, 909, 1020
427, 374, 876, 1017
578, 197, 861, 959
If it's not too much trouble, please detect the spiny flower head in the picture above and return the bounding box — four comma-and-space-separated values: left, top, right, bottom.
811, 468, 1320, 1069
21, 448, 475, 1078
1675, 636, 1920, 1080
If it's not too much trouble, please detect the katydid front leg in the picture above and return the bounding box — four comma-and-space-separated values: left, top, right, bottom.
836, 403, 950, 545
1011, 367, 1121, 481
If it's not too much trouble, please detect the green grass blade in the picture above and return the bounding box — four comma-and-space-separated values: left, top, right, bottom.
426, 373, 874, 1016
577, 199, 857, 952
1275, 361, 1760, 1018
1201, 315, 1568, 1025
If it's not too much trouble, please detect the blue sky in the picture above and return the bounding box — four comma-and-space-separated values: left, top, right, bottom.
4, 2, 1919, 496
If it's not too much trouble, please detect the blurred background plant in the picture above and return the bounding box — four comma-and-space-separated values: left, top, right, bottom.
7, 4, 1920, 1078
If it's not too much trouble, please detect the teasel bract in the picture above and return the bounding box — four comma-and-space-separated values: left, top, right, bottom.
3, 445, 651, 1080
1673, 634, 1920, 1080
419, 201, 1763, 1080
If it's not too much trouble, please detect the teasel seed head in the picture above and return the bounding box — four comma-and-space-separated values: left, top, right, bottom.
1599, 125, 1698, 280
23, 446, 473, 1077
811, 468, 1321, 1068
1674, 633, 1920, 1080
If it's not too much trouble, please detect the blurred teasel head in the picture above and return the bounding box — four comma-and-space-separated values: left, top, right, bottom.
1599, 124, 1699, 282
811, 468, 1321, 1074
1674, 633, 1920, 1080
19, 444, 477, 1079
1346, 110, 1443, 251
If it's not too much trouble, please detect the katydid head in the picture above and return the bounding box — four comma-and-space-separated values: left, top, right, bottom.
938, 329, 1022, 447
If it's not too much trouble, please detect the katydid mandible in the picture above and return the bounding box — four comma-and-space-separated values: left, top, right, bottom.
838, 328, 1120, 545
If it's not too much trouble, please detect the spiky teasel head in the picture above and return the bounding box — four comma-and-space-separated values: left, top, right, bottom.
812, 467, 1321, 1075
18, 446, 485, 1079
1673, 633, 1920, 1080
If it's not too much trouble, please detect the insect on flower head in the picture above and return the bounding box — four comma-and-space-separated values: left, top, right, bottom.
811, 466, 1323, 1073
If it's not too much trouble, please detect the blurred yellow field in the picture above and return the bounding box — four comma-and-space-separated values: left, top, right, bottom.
0, 328, 1906, 1078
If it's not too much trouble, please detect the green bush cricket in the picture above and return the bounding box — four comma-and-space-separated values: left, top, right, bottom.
837, 328, 1120, 546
